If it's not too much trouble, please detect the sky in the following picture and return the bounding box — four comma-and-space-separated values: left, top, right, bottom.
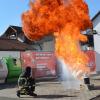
0, 0, 100, 35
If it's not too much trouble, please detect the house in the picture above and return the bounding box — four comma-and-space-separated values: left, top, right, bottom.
92, 11, 100, 32
0, 25, 56, 79
1, 25, 55, 52
92, 11, 100, 73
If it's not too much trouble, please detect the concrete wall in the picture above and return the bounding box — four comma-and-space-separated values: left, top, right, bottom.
0, 51, 20, 59
43, 40, 55, 52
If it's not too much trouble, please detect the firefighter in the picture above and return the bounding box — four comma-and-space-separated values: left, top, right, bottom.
21, 66, 37, 96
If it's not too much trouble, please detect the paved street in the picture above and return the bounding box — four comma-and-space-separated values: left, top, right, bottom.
0, 74, 100, 100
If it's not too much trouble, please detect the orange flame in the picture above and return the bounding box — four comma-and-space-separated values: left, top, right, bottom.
22, 0, 92, 79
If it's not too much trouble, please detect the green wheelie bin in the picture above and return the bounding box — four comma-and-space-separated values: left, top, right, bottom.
3, 56, 22, 83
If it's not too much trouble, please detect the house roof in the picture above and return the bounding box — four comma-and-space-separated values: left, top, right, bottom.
1, 25, 23, 38
0, 38, 36, 51
92, 11, 100, 21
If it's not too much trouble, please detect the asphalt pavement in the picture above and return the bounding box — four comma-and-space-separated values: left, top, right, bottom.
0, 74, 100, 100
